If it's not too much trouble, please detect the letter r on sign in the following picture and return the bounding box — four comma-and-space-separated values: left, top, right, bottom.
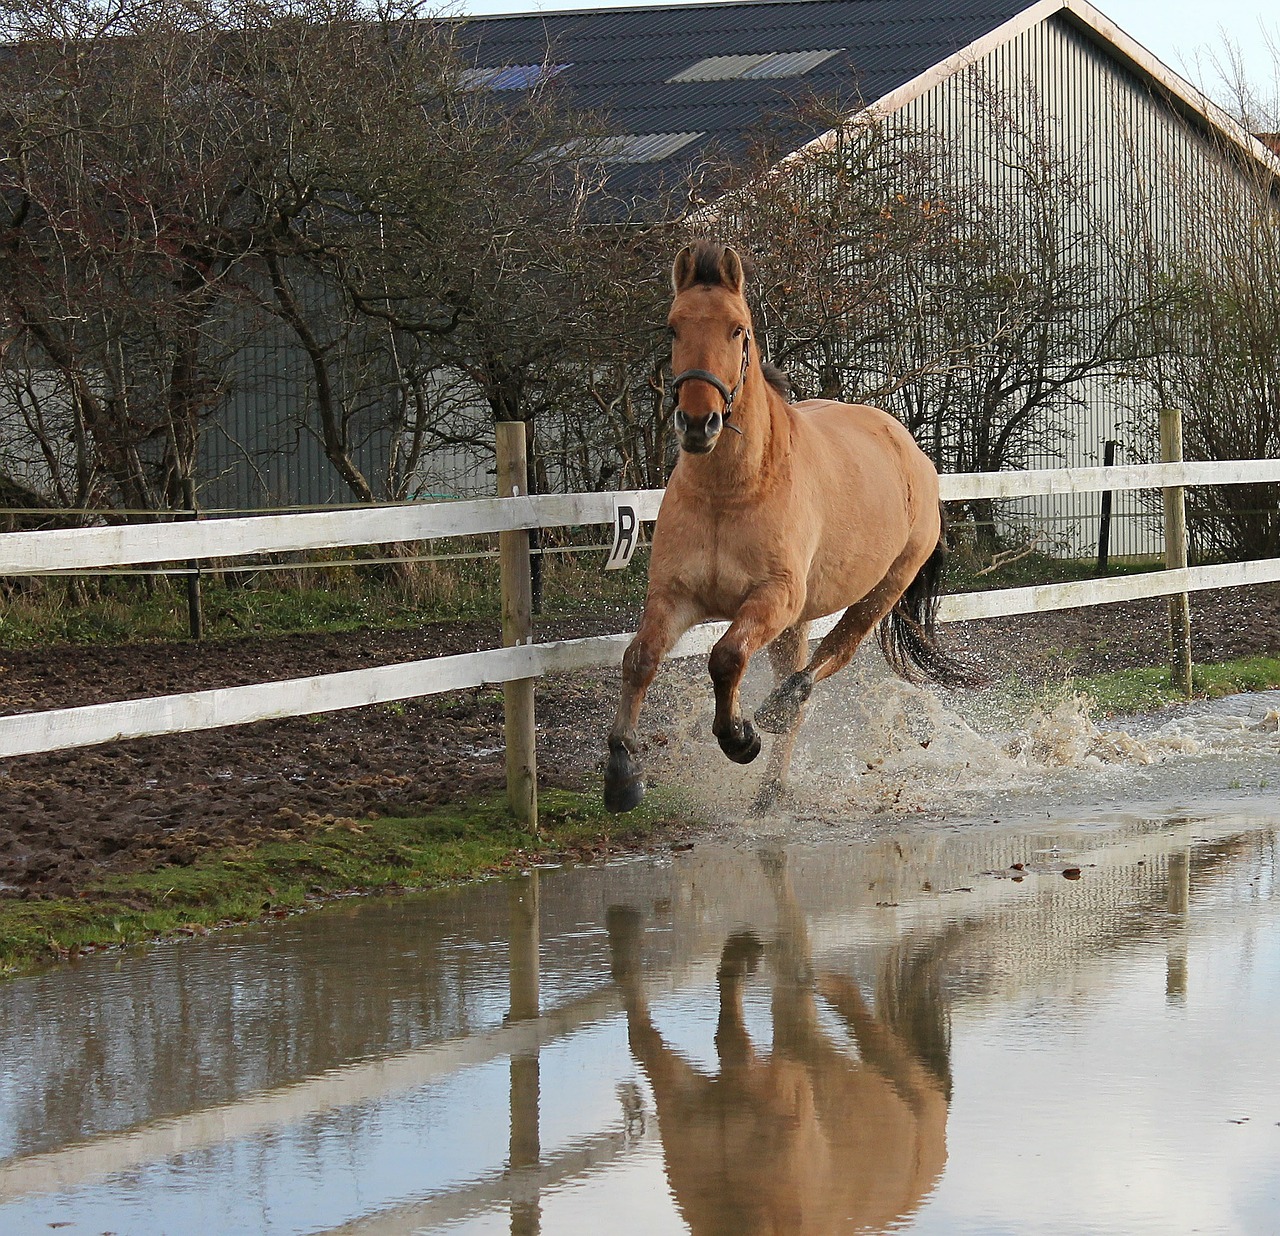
606, 501, 639, 570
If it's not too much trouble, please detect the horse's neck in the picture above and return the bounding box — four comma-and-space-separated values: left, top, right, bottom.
679, 383, 788, 498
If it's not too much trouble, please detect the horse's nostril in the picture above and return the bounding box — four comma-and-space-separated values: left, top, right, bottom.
675, 409, 722, 441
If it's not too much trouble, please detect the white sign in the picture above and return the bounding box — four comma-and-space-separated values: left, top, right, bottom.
605, 499, 640, 570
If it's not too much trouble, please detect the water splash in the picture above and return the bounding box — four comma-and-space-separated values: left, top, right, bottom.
642, 649, 1280, 828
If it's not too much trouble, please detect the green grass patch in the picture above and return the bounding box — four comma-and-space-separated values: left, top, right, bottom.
948, 550, 1162, 593
1073, 654, 1280, 716
0, 788, 686, 979
0, 547, 650, 651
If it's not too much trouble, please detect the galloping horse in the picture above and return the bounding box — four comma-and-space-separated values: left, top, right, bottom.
605, 851, 951, 1233
605, 239, 977, 813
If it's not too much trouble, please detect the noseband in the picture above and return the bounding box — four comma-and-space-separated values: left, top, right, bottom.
669, 331, 750, 436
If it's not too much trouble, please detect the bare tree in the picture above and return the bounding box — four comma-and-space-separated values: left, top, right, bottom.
0, 0, 261, 514
0, 0, 651, 516
1134, 153, 1280, 560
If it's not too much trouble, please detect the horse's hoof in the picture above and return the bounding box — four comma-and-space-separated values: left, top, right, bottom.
719, 720, 761, 764
755, 671, 814, 734
717, 930, 764, 980
604, 748, 646, 813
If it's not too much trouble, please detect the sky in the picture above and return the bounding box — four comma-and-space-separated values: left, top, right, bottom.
457, 0, 1280, 119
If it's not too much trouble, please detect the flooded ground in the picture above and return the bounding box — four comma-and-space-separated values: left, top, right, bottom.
1, 770, 1278, 1232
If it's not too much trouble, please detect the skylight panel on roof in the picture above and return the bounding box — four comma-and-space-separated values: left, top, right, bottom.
459, 63, 570, 91
667, 49, 842, 84
740, 48, 842, 78
551, 131, 703, 164
668, 54, 772, 83
609, 131, 702, 163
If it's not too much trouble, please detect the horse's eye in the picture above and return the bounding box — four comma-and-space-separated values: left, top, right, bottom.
732, 325, 744, 339
667, 325, 677, 339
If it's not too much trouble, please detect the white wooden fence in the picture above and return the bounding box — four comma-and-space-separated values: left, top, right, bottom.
1, 458, 1278, 760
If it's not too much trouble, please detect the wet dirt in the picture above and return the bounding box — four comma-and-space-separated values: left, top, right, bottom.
1, 584, 1279, 899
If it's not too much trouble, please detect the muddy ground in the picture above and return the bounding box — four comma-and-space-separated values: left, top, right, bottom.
2, 584, 1279, 899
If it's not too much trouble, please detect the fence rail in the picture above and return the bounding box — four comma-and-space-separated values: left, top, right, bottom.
4, 459, 1280, 576
1, 458, 1278, 760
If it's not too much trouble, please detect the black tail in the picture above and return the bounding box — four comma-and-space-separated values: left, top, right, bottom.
877, 507, 986, 689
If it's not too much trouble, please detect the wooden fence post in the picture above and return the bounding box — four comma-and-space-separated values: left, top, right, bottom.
1160, 407, 1194, 697
496, 421, 538, 832
507, 869, 541, 1234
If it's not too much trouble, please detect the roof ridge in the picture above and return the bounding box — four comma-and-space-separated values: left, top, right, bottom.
457, 0, 931, 23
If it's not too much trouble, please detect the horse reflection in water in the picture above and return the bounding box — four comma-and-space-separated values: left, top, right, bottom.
606, 855, 950, 1235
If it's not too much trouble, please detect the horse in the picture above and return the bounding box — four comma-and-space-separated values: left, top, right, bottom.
605, 239, 978, 813
605, 850, 950, 1234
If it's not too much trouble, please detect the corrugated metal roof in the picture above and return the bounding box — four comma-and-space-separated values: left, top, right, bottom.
453, 0, 1038, 198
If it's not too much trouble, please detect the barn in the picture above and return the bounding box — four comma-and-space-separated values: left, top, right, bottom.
427, 0, 1278, 559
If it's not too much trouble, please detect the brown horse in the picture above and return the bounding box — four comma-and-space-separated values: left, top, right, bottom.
605, 851, 951, 1234
605, 239, 976, 813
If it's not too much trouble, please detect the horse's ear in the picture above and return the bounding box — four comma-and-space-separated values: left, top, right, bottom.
719, 246, 745, 294
672, 244, 698, 293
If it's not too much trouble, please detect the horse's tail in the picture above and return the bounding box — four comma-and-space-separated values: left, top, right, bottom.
877, 505, 986, 689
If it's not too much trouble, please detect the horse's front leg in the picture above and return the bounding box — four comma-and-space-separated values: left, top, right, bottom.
709, 586, 797, 765
606, 595, 696, 813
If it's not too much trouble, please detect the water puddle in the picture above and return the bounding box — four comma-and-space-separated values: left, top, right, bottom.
2, 794, 1278, 1233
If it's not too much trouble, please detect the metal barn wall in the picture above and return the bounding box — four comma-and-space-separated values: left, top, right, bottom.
197, 290, 395, 513
894, 11, 1250, 558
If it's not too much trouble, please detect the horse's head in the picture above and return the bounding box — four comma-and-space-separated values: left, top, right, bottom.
668, 240, 754, 455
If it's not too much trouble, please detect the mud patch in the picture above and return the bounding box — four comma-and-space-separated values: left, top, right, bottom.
2, 584, 1280, 897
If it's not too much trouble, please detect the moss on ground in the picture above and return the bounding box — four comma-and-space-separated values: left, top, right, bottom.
0, 789, 684, 979
1074, 654, 1280, 716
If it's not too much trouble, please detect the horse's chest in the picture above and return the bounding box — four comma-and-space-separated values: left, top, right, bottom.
655, 505, 785, 610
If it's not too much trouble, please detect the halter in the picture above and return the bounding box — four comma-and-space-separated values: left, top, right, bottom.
669, 330, 750, 435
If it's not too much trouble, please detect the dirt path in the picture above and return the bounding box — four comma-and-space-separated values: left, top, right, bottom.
3, 585, 1279, 899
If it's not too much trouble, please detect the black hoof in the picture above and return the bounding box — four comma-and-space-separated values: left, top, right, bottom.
604, 747, 646, 813
755, 671, 814, 734
717, 930, 764, 980
718, 719, 761, 764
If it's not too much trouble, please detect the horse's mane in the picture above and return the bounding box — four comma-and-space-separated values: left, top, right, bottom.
682, 239, 792, 399
761, 360, 791, 399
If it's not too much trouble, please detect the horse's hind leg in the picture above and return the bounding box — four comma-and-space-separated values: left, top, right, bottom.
752, 623, 810, 813
756, 547, 927, 734
606, 595, 696, 813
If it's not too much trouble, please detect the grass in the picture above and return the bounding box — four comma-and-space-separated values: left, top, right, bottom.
948, 549, 1162, 593
0, 788, 685, 980
0, 548, 650, 650
1072, 653, 1280, 716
